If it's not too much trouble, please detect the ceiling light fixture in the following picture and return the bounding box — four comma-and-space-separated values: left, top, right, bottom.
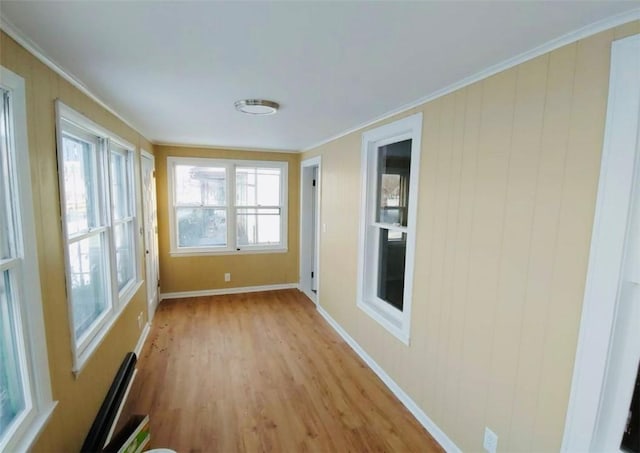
234, 99, 280, 115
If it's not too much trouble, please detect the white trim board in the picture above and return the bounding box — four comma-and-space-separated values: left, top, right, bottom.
160, 283, 299, 301
299, 155, 322, 305
316, 305, 461, 453
561, 33, 640, 451
134, 322, 151, 357
302, 9, 640, 152
154, 141, 299, 154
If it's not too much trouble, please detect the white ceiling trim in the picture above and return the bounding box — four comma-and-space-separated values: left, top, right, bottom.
153, 141, 299, 154
302, 7, 640, 153
0, 14, 148, 142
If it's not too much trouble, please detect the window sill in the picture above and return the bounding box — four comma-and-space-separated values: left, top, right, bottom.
73, 280, 144, 375
357, 298, 410, 346
170, 247, 288, 258
4, 401, 57, 452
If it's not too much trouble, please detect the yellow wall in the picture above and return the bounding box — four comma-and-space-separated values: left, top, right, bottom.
1, 31, 153, 452
154, 144, 300, 293
302, 22, 640, 451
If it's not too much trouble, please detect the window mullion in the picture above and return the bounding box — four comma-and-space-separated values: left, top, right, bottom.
229, 163, 236, 250
103, 138, 119, 310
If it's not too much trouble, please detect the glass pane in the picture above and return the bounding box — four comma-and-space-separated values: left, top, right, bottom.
236, 208, 281, 246
0, 92, 16, 260
177, 207, 226, 247
376, 139, 411, 226
62, 134, 100, 235
175, 165, 226, 206
69, 233, 110, 340
114, 222, 134, 291
0, 271, 27, 438
236, 167, 281, 206
110, 151, 129, 220
377, 229, 406, 311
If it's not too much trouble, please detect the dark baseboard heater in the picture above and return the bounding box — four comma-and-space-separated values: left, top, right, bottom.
81, 352, 137, 453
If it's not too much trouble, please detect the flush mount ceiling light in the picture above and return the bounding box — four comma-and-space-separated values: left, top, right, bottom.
234, 99, 280, 115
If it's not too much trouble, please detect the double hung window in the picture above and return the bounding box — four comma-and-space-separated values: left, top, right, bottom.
56, 102, 140, 371
357, 113, 422, 344
1, 67, 55, 452
168, 157, 287, 255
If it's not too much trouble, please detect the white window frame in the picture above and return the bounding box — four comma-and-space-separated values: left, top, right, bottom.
356, 113, 422, 345
55, 101, 142, 373
168, 156, 288, 256
0, 66, 56, 453
109, 143, 138, 297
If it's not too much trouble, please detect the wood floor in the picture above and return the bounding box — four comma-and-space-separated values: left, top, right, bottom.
120, 290, 443, 452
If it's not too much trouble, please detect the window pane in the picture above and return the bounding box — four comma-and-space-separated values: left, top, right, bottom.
0, 91, 16, 260
175, 165, 226, 206
177, 207, 226, 247
236, 208, 281, 246
62, 135, 101, 235
114, 222, 134, 291
110, 151, 129, 220
69, 234, 110, 340
376, 139, 411, 226
0, 271, 27, 438
377, 229, 406, 311
236, 167, 281, 206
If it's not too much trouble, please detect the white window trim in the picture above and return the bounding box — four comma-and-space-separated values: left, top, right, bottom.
0, 66, 57, 453
356, 113, 423, 345
561, 33, 640, 452
167, 156, 288, 256
55, 101, 143, 374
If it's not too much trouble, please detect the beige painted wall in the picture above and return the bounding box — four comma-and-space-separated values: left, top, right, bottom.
154, 145, 300, 293
1, 32, 153, 452
302, 22, 640, 452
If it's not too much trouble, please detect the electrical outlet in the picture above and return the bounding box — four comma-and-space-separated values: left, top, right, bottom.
224, 272, 231, 282
137, 312, 143, 330
483, 427, 498, 453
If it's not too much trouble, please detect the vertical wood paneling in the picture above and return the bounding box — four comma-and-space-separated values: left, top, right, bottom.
484, 54, 549, 450
303, 22, 639, 451
447, 83, 483, 443
456, 68, 517, 451
436, 89, 467, 425
507, 42, 578, 451
423, 94, 454, 415
411, 100, 443, 408
532, 29, 613, 451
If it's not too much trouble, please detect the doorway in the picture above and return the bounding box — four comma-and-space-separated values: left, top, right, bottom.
141, 151, 160, 320
300, 156, 321, 304
562, 33, 640, 452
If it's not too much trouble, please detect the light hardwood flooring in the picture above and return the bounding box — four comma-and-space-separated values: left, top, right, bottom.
120, 289, 443, 452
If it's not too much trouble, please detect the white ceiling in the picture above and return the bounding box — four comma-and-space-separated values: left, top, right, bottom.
1, 1, 638, 151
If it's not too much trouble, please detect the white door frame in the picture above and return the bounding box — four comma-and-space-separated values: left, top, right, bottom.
141, 150, 160, 320
562, 33, 640, 452
300, 156, 322, 305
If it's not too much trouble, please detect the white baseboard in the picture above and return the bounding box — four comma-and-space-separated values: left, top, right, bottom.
160, 283, 299, 301
316, 305, 461, 453
134, 322, 151, 357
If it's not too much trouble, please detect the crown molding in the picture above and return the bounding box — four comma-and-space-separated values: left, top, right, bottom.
0, 14, 149, 141
302, 8, 640, 152
153, 141, 299, 154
